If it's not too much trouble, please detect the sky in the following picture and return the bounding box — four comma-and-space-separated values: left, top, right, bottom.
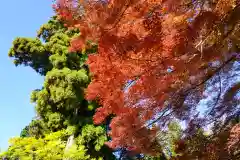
0, 0, 54, 150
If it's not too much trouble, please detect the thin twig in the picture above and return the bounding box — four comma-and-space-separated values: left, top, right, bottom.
185, 56, 236, 94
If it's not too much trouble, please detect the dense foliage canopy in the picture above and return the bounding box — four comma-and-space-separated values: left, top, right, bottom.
0, 16, 115, 160
54, 0, 240, 158
1, 0, 240, 159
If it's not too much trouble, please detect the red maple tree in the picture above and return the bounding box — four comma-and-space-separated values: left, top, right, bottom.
54, 0, 240, 155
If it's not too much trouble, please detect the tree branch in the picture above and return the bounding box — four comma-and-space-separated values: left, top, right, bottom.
185, 56, 236, 94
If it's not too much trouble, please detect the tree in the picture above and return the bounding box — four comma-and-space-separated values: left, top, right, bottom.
1, 125, 112, 160
2, 16, 115, 159
173, 114, 240, 160
143, 121, 182, 160
0, 129, 89, 160
54, 0, 240, 156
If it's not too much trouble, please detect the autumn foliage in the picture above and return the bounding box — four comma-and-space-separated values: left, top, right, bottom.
54, 0, 240, 156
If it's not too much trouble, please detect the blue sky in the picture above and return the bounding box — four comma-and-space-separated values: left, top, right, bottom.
0, 0, 53, 150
